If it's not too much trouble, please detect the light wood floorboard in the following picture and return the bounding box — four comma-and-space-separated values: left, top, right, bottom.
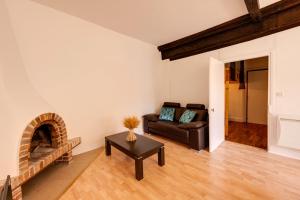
60, 135, 300, 200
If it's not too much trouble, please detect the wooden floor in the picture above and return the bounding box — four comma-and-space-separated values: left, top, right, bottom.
22, 148, 102, 200
60, 135, 300, 200
226, 121, 268, 149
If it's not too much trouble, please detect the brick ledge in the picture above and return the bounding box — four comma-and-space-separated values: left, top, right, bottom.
0, 137, 81, 190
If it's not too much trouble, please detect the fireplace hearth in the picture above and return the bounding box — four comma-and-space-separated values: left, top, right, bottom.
2, 113, 81, 200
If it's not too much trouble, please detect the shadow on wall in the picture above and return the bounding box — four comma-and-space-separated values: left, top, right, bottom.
4, 0, 162, 172
0, 0, 53, 179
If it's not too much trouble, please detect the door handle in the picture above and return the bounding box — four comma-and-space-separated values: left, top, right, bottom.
211, 108, 215, 112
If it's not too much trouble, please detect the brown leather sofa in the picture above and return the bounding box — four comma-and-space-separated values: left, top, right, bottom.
143, 102, 209, 151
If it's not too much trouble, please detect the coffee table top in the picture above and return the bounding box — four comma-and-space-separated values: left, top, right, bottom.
105, 132, 164, 158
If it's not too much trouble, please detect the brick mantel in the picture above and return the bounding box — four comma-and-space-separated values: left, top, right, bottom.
6, 113, 82, 200
19, 113, 68, 174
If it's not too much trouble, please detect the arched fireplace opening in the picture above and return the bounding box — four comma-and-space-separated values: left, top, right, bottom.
11, 113, 81, 200
18, 113, 69, 174
30, 124, 55, 162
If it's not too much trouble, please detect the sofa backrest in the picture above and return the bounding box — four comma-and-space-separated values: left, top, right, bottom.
162, 102, 183, 122
163, 102, 181, 108
192, 109, 208, 122
186, 103, 205, 110
174, 107, 186, 122
161, 102, 208, 122
186, 103, 208, 122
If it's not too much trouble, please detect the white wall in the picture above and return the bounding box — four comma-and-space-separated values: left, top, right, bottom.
0, 0, 55, 179
0, 0, 162, 179
161, 51, 218, 108
248, 70, 268, 124
245, 57, 269, 124
228, 82, 246, 122
2, 0, 300, 180
162, 28, 300, 159
221, 32, 300, 159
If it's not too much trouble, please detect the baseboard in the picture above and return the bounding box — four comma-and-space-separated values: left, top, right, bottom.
229, 117, 245, 122
209, 138, 224, 152
229, 117, 267, 125
268, 145, 300, 160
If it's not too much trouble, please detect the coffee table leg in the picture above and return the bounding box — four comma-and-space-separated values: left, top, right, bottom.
135, 157, 143, 181
158, 146, 165, 166
105, 138, 111, 156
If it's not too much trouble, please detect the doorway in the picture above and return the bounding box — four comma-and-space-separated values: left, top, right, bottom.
224, 56, 268, 149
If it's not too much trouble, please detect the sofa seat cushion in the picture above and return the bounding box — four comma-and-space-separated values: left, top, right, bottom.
148, 121, 189, 144
178, 121, 207, 129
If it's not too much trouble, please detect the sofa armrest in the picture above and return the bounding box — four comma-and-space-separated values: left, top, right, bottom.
143, 114, 159, 133
143, 114, 159, 122
178, 121, 207, 129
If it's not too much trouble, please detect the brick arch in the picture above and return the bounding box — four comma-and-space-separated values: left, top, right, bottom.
18, 113, 67, 174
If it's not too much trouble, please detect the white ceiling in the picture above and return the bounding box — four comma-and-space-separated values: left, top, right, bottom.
32, 0, 280, 46
32, 0, 249, 45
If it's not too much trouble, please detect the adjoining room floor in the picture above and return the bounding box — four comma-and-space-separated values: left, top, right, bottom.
60, 135, 300, 200
226, 121, 267, 149
22, 148, 102, 200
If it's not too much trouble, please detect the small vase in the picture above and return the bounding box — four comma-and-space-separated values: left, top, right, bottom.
126, 129, 137, 142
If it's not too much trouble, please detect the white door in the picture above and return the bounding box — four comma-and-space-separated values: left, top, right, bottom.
209, 57, 225, 152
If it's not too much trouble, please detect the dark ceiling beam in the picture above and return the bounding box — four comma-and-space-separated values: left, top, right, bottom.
158, 0, 300, 61
244, 0, 262, 22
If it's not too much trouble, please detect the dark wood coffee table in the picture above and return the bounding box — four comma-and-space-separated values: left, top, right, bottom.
105, 132, 165, 180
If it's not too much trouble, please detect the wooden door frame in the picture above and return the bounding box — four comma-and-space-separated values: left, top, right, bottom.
221, 51, 273, 151
225, 67, 230, 137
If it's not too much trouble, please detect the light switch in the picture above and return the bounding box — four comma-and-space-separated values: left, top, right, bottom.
276, 91, 283, 97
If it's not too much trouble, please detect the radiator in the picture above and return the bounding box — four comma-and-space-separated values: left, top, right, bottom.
277, 115, 300, 150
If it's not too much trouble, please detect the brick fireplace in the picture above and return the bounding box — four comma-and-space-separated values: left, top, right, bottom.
9, 113, 81, 200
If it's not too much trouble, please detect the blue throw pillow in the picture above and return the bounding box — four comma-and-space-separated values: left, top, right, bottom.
159, 107, 175, 121
179, 110, 196, 124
